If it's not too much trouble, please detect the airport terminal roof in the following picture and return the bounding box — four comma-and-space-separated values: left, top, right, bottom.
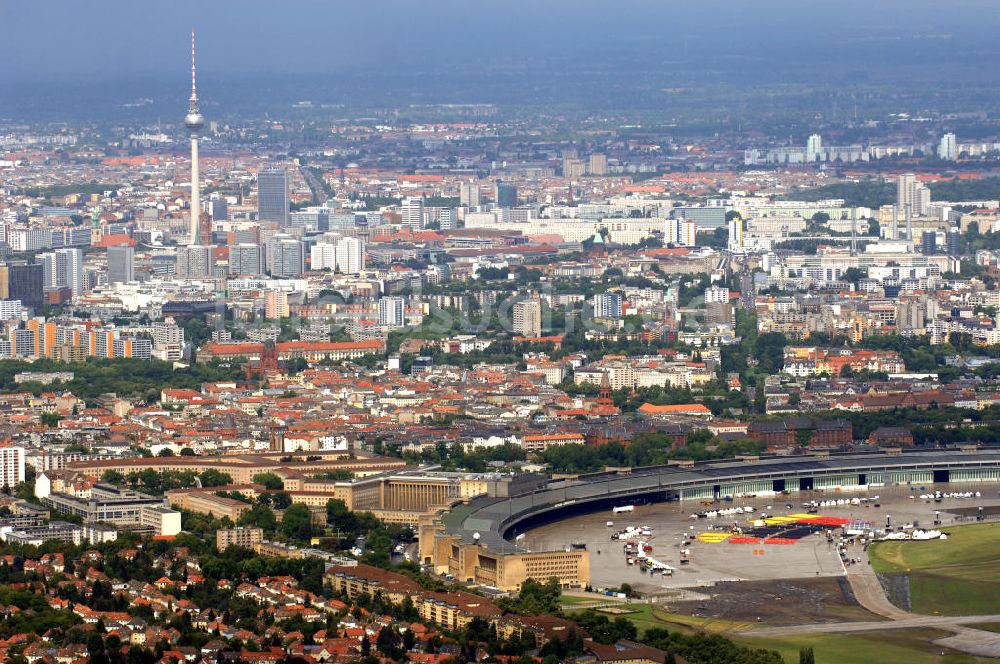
445, 449, 1000, 555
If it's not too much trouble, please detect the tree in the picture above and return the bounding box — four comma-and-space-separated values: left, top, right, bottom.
101, 470, 125, 485
40, 411, 62, 427
272, 491, 292, 509
253, 472, 284, 490
279, 503, 313, 541
326, 498, 358, 534
799, 647, 815, 664
198, 469, 232, 487
841, 267, 867, 283
376, 626, 403, 659
238, 504, 277, 533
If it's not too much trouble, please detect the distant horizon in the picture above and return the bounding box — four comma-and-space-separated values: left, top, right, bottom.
4, 1, 1000, 123
4, 2, 1000, 79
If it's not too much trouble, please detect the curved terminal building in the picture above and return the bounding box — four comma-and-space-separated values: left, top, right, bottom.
419, 448, 1000, 591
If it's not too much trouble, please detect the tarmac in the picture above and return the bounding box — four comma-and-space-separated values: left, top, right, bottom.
524, 482, 1000, 657
524, 483, 1000, 593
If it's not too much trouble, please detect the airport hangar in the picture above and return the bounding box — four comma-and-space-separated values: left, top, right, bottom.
418, 448, 1000, 591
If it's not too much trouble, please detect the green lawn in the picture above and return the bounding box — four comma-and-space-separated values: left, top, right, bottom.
568, 604, 995, 664
565, 603, 749, 636
964, 622, 1000, 634
869, 522, 1000, 615
734, 629, 993, 664
560, 595, 604, 607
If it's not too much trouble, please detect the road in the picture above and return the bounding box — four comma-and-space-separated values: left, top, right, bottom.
299, 164, 331, 204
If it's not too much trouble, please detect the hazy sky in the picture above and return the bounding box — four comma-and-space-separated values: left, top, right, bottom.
3, 1, 1000, 120
4, 0, 999, 80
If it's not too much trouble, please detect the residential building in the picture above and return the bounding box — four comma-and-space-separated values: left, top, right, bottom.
401, 197, 425, 230
0, 444, 25, 488
335, 236, 365, 273
216, 527, 264, 552
310, 242, 337, 271
459, 180, 481, 208
592, 292, 623, 319
588, 153, 608, 175
938, 133, 958, 161
38, 247, 83, 297
513, 299, 542, 337
265, 290, 289, 319
379, 297, 405, 328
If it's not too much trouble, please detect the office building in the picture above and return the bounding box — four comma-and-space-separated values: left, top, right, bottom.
495, 182, 517, 208
512, 299, 542, 337
459, 181, 481, 208
258, 167, 290, 226
2, 522, 117, 547
267, 235, 304, 278
400, 197, 425, 230
921, 231, 937, 255
107, 245, 135, 285
229, 244, 264, 276
176, 245, 215, 277
0, 445, 25, 488
947, 227, 961, 256
672, 206, 726, 228
379, 296, 405, 328
208, 194, 228, 220
37, 482, 181, 537
592, 292, 623, 319
3, 262, 43, 310
938, 133, 958, 161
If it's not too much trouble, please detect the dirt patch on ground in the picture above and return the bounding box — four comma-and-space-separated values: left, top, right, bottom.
946, 505, 1000, 518
668, 577, 886, 626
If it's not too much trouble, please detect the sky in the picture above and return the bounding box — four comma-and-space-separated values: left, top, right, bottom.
3, 1, 1000, 118
4, 1, 999, 79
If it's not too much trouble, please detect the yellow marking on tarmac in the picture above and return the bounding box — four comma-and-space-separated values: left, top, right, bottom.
696, 532, 733, 543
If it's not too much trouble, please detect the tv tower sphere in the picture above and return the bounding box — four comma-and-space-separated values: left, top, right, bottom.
185, 30, 205, 133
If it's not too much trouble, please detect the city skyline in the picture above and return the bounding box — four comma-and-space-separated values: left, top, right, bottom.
4, 5, 1000, 664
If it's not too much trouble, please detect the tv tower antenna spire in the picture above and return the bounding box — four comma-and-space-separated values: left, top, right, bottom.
184, 29, 206, 245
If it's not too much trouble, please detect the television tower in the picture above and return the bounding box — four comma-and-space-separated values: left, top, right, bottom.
184, 29, 205, 245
